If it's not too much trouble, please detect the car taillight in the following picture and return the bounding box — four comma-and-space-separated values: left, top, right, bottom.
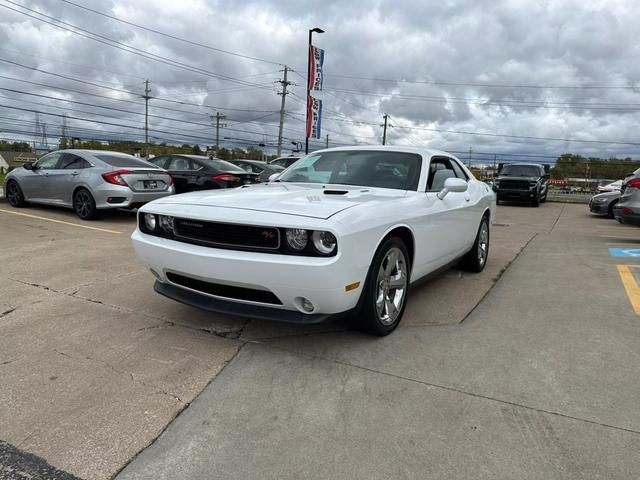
102, 169, 133, 186
626, 178, 640, 189
213, 174, 239, 182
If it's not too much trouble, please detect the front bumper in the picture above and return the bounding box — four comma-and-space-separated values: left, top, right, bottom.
131, 230, 367, 321
589, 201, 609, 215
496, 188, 537, 200
93, 185, 174, 209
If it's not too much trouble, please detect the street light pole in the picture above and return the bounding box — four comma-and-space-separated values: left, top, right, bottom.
306, 27, 324, 155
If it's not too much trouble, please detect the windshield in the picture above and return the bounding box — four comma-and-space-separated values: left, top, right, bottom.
277, 150, 422, 190
501, 165, 542, 177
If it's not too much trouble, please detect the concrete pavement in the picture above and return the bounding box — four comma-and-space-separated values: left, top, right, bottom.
118, 203, 640, 480
2, 201, 639, 479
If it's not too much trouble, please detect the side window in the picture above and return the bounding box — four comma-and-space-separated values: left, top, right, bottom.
167, 157, 193, 170
36, 152, 63, 170
427, 157, 457, 191
449, 159, 468, 180
60, 154, 88, 169
148, 156, 169, 169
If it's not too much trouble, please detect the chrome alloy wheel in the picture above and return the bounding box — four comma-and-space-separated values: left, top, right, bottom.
478, 221, 489, 267
375, 247, 408, 325
74, 190, 93, 218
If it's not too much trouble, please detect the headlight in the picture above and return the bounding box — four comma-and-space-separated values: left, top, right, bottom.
285, 228, 308, 251
143, 213, 156, 231
158, 215, 174, 233
594, 197, 608, 203
312, 231, 337, 255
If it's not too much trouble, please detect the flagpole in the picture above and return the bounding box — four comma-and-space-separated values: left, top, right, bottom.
306, 27, 324, 154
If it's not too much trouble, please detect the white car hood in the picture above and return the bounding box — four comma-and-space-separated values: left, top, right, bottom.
150, 183, 408, 219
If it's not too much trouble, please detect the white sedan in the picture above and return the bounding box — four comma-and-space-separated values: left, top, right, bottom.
131, 146, 495, 336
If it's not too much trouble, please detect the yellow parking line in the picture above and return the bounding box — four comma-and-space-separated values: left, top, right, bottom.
0, 208, 122, 234
617, 265, 640, 315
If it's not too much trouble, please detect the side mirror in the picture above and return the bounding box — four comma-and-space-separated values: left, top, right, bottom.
23, 163, 35, 170
268, 173, 280, 182
437, 177, 468, 200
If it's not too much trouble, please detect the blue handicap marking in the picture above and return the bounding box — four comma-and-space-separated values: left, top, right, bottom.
610, 248, 640, 258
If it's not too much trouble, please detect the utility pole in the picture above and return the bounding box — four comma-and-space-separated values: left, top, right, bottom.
381, 114, 390, 145
143, 80, 151, 159
493, 153, 497, 179
468, 146, 472, 167
211, 112, 227, 152
276, 66, 292, 157
326, 134, 329, 148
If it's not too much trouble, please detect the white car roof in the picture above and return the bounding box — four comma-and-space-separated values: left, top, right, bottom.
311, 145, 459, 159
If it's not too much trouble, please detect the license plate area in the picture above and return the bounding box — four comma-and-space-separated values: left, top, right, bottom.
143, 180, 159, 189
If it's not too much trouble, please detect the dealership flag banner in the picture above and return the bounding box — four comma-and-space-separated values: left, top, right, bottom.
308, 45, 325, 91
306, 95, 322, 139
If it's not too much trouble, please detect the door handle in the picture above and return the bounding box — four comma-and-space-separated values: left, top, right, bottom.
71, 171, 79, 176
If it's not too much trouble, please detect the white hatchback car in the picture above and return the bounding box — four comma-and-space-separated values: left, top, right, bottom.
132, 147, 496, 335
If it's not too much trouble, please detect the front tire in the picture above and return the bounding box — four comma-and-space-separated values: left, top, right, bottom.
352, 237, 410, 336
461, 216, 490, 272
6, 180, 28, 207
73, 188, 98, 220
531, 194, 540, 207
608, 199, 619, 219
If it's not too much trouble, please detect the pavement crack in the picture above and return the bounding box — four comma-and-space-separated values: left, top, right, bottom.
262, 342, 640, 438
0, 307, 15, 318
0, 359, 15, 366
549, 205, 566, 234
459, 232, 538, 324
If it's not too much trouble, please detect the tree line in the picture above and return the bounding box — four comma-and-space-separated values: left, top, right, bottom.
551, 154, 640, 180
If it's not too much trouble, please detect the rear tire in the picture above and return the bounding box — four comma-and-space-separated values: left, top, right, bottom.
352, 237, 410, 336
461, 216, 490, 273
73, 188, 98, 220
5, 180, 28, 208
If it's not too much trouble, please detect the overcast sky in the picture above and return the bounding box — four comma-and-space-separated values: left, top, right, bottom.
1, 0, 640, 162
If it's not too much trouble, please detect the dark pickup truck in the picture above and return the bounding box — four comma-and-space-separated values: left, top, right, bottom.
493, 163, 550, 207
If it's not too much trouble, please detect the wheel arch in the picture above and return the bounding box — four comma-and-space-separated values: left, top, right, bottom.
373, 225, 415, 273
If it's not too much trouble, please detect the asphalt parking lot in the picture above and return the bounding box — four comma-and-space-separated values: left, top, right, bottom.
1, 200, 640, 479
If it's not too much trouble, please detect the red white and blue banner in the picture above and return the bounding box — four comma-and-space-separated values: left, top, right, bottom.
308, 45, 324, 91
306, 95, 322, 139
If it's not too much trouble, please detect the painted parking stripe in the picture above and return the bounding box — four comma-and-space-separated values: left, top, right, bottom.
0, 208, 122, 234
609, 248, 640, 258
617, 265, 640, 315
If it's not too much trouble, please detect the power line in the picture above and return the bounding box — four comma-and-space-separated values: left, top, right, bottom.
54, 0, 285, 66
0, 1, 274, 90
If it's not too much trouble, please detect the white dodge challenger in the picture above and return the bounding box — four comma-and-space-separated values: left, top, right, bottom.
132, 146, 495, 336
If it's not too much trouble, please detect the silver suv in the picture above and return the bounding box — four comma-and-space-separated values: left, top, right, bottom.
4, 150, 174, 220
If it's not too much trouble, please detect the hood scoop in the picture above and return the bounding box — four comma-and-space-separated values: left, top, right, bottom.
323, 189, 349, 195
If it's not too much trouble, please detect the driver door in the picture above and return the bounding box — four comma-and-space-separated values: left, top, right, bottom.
19, 152, 64, 201
411, 156, 472, 274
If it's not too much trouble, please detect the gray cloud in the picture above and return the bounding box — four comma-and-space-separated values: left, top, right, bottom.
1, 0, 640, 160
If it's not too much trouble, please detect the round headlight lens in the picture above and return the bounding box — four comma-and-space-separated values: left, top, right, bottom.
143, 213, 156, 231
312, 230, 337, 255
286, 228, 308, 251
158, 215, 174, 233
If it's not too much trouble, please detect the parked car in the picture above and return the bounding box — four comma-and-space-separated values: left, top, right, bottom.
493, 163, 549, 207
227, 159, 285, 182
589, 191, 621, 218
132, 146, 495, 336
614, 175, 640, 225
597, 179, 623, 193
559, 185, 579, 194
148, 155, 259, 193
4, 149, 174, 220
269, 156, 300, 169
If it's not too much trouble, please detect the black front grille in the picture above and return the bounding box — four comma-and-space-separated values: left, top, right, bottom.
173, 218, 280, 250
501, 180, 531, 190
166, 272, 282, 305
